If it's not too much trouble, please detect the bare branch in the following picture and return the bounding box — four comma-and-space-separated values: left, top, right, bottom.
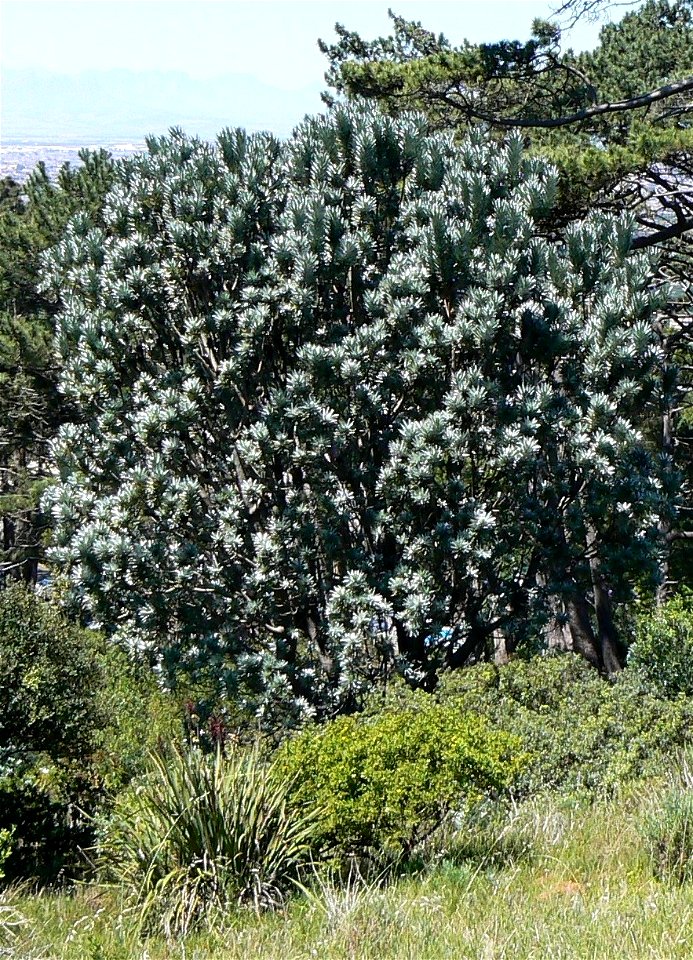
551, 0, 643, 29
666, 530, 693, 541
468, 75, 693, 129
631, 216, 693, 250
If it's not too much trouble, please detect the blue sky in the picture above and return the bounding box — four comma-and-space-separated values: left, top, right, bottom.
1, 1, 610, 141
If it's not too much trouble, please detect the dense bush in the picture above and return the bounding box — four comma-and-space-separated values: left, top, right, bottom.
99, 743, 318, 936
433, 653, 693, 797
277, 700, 522, 865
0, 585, 109, 879
628, 593, 693, 697
89, 643, 182, 796
0, 585, 179, 881
0, 829, 12, 881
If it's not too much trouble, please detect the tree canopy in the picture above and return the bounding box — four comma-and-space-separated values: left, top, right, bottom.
320, 0, 693, 590
0, 151, 115, 586
43, 106, 671, 720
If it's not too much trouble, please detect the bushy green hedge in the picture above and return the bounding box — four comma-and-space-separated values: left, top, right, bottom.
628, 593, 693, 697
0, 586, 179, 881
433, 653, 693, 797
276, 700, 523, 865
277, 650, 686, 869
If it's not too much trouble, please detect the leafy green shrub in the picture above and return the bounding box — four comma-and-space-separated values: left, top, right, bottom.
98, 742, 317, 936
0, 585, 110, 880
628, 592, 693, 697
641, 785, 693, 884
0, 585, 180, 881
277, 700, 523, 865
0, 829, 13, 881
433, 653, 693, 798
88, 645, 181, 795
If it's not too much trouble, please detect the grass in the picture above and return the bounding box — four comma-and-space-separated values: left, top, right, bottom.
7, 779, 693, 960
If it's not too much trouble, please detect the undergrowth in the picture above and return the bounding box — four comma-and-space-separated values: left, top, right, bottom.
8, 776, 693, 960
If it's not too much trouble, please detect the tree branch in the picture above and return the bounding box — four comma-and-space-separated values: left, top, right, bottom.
468, 76, 693, 129
631, 216, 693, 250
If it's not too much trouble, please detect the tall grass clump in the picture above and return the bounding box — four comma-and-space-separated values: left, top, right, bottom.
0, 885, 28, 951
641, 753, 693, 885
98, 742, 317, 937
642, 786, 693, 884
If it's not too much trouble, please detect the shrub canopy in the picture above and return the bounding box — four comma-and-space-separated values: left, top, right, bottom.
277, 701, 522, 863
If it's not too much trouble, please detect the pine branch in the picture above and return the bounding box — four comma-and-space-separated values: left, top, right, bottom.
631, 215, 693, 250
468, 76, 693, 129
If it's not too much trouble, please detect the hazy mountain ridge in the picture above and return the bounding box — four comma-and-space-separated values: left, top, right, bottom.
2, 68, 325, 142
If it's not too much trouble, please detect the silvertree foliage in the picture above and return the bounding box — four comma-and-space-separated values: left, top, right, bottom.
43, 106, 671, 720
319, 0, 693, 592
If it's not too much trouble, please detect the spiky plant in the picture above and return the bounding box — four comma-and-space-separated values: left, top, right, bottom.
99, 742, 317, 937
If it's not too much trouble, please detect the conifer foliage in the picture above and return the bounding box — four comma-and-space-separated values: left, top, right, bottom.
0, 151, 114, 586
44, 106, 671, 719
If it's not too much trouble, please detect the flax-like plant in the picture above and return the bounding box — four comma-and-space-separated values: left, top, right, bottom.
99, 742, 317, 937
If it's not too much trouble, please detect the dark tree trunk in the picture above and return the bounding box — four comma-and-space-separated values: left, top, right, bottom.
657, 401, 675, 605
566, 594, 602, 670
591, 578, 626, 675
546, 521, 603, 669
586, 525, 626, 674
544, 606, 574, 652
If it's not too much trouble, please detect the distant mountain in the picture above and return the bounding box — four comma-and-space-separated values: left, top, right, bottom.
1, 68, 326, 142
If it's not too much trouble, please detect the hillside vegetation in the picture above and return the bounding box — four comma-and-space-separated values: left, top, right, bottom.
1, 2, 692, 956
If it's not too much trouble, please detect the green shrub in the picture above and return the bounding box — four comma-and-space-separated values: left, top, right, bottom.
628, 592, 693, 697
277, 700, 523, 866
88, 645, 181, 795
433, 653, 693, 798
0, 585, 180, 882
0, 585, 110, 880
0, 829, 12, 881
98, 742, 317, 937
